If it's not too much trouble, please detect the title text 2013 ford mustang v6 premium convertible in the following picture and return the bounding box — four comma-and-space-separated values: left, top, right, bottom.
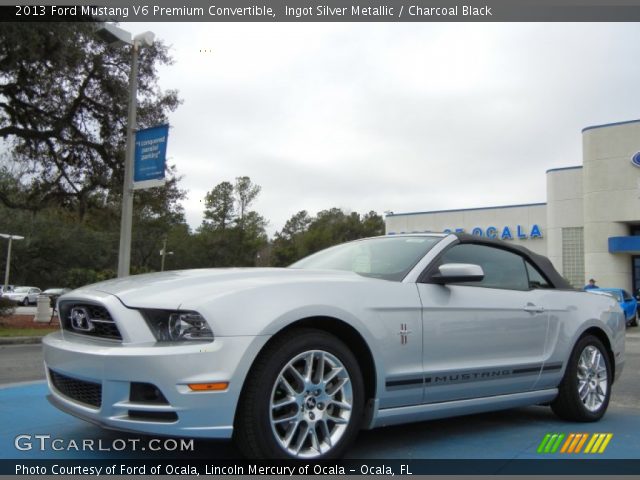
43, 233, 625, 459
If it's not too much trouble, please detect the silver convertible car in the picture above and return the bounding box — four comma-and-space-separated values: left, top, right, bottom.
43, 233, 625, 459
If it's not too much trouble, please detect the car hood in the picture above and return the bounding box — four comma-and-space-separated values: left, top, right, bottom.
68, 268, 367, 309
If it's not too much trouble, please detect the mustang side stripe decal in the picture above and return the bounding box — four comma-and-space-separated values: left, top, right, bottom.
385, 362, 563, 390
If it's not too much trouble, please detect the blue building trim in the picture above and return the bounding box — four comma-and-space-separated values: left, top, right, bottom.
546, 165, 582, 174
608, 236, 640, 254
582, 119, 640, 133
386, 203, 547, 218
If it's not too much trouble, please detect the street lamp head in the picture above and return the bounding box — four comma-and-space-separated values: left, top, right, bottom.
134, 31, 155, 48
95, 23, 133, 46
0, 233, 24, 240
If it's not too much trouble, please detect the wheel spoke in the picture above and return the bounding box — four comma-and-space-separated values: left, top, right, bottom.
326, 413, 349, 425
318, 420, 332, 447
287, 365, 305, 386
283, 421, 300, 448
309, 427, 321, 453
328, 376, 350, 395
330, 399, 352, 411
273, 396, 297, 409
273, 411, 298, 424
303, 353, 314, 382
279, 375, 298, 396
578, 381, 589, 401
293, 423, 310, 454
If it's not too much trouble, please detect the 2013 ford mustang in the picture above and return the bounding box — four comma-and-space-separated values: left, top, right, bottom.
43, 233, 625, 459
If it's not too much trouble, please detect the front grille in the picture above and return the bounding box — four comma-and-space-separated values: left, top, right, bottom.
49, 370, 102, 408
59, 302, 122, 341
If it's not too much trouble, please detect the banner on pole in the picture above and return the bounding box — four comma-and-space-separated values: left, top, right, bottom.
133, 124, 169, 190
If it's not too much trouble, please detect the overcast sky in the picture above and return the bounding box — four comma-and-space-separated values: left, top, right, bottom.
128, 22, 640, 236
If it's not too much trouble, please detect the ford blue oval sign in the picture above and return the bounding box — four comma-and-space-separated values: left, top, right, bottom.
632, 152, 640, 168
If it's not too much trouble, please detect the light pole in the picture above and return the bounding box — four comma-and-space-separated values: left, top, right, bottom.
96, 24, 155, 278
0, 233, 24, 290
159, 237, 173, 272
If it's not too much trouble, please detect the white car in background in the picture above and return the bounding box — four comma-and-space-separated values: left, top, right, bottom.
4, 286, 41, 306
43, 234, 625, 459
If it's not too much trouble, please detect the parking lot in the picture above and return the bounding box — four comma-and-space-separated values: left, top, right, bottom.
1, 329, 638, 472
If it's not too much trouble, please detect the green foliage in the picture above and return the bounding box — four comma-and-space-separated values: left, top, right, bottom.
0, 297, 16, 317
197, 177, 268, 267
0, 22, 181, 217
271, 209, 385, 266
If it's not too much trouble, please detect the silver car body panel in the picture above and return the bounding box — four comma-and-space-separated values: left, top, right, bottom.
43, 234, 626, 440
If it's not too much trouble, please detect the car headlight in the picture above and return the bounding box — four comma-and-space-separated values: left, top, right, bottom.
140, 309, 214, 342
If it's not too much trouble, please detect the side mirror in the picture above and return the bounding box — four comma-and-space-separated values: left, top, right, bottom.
431, 263, 484, 284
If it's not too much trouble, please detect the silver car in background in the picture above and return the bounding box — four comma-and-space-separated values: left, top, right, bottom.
4, 286, 41, 305
43, 233, 625, 459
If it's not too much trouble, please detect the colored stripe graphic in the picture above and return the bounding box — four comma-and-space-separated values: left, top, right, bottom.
537, 433, 565, 453
539, 433, 613, 454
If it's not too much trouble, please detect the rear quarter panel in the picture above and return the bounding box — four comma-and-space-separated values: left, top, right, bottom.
535, 290, 625, 390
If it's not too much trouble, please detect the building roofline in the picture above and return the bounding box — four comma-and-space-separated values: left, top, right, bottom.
386, 202, 547, 218
582, 119, 640, 133
546, 165, 583, 174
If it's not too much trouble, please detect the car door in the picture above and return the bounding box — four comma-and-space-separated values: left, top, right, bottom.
416, 243, 550, 404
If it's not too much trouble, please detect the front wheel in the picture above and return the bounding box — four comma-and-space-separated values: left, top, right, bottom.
21, 297, 29, 306
630, 312, 638, 327
234, 328, 364, 459
551, 335, 611, 422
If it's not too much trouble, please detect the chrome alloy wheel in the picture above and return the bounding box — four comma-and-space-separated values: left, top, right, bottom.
269, 350, 353, 458
577, 345, 608, 412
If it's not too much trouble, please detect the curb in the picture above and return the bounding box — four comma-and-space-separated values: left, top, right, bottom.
0, 336, 43, 345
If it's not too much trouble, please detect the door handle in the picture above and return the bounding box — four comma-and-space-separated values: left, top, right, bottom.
524, 304, 545, 313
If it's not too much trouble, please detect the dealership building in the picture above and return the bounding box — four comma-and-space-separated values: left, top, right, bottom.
385, 119, 640, 292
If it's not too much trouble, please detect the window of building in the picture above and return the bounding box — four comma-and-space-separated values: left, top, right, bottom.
562, 227, 584, 288
437, 243, 529, 290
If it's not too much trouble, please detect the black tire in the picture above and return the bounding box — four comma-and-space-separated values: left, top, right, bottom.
21, 297, 29, 306
234, 328, 364, 459
630, 312, 638, 327
551, 335, 611, 422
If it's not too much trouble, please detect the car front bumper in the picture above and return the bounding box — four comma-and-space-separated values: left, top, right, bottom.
43, 331, 269, 439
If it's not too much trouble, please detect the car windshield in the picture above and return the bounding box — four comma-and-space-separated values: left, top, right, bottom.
289, 236, 442, 281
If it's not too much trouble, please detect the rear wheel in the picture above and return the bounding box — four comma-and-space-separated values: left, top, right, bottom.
551, 335, 611, 421
234, 328, 364, 459
21, 297, 29, 306
630, 312, 638, 327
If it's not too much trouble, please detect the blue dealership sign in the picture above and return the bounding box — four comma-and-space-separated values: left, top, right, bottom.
134, 124, 169, 188
631, 151, 640, 168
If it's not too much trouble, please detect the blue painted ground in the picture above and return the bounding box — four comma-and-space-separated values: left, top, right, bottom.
1, 382, 639, 461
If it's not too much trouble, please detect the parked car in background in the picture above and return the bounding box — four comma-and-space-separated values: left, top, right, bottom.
43, 288, 72, 308
587, 288, 638, 327
3, 286, 41, 306
43, 234, 626, 459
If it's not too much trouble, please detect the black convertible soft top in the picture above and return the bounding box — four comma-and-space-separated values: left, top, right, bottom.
452, 233, 574, 290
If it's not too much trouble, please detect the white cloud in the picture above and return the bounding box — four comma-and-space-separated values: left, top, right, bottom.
128, 22, 640, 236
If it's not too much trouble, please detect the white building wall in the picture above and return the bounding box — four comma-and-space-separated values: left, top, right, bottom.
546, 167, 583, 276
582, 121, 640, 291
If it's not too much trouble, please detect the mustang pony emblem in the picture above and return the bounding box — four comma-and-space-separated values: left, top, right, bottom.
398, 323, 412, 345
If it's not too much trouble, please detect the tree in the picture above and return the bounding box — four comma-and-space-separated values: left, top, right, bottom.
0, 22, 180, 217
199, 176, 267, 267
202, 181, 234, 230
271, 208, 385, 266
271, 210, 312, 266
235, 176, 261, 227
